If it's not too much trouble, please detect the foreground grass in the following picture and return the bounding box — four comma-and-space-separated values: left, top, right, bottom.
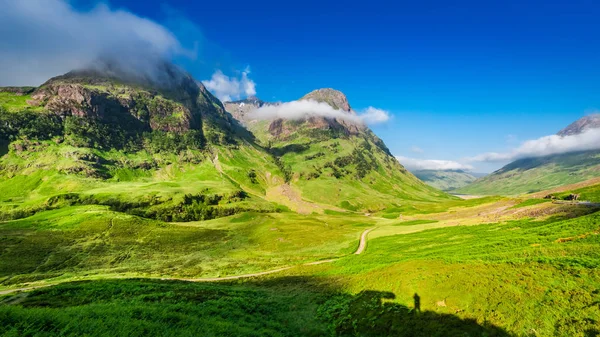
300, 209, 600, 336
1, 189, 599, 336
0, 278, 511, 337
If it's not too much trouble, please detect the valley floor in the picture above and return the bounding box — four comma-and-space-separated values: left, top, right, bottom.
2, 188, 600, 336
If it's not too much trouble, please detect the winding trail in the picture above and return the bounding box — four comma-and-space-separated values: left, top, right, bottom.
0, 228, 374, 296
354, 228, 373, 255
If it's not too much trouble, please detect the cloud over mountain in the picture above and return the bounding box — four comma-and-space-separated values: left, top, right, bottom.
248, 100, 390, 125
0, 0, 193, 86
467, 128, 600, 163
395, 156, 474, 171
202, 69, 256, 102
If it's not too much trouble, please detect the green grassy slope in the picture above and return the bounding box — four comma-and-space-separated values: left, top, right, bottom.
457, 151, 600, 195
412, 169, 478, 191
0, 278, 511, 337
2, 195, 599, 336
289, 205, 600, 336
0, 206, 374, 284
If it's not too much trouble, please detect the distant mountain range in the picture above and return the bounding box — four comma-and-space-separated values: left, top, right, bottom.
412, 169, 486, 191
457, 114, 600, 195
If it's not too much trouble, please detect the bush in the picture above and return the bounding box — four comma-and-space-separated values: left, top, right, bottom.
0, 108, 63, 142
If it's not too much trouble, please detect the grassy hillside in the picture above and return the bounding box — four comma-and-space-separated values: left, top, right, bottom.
2, 191, 599, 336
412, 169, 478, 191
457, 150, 600, 195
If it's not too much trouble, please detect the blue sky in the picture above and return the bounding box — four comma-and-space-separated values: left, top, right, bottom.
6, 0, 600, 172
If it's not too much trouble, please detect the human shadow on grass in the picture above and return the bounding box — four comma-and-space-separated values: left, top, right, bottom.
0, 276, 513, 337
318, 290, 510, 337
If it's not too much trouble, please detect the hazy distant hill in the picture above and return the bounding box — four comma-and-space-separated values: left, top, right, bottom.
413, 169, 481, 191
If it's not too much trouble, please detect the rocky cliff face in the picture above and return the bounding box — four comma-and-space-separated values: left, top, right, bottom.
294, 88, 362, 136
557, 114, 600, 136
26, 66, 235, 137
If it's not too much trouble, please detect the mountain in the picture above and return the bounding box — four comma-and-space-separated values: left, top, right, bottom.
457, 115, 600, 195
412, 169, 480, 191
224, 89, 452, 211
0, 64, 285, 222
557, 114, 600, 136
0, 67, 450, 226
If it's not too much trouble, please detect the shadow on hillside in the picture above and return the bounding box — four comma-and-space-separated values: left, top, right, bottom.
1, 276, 512, 337
318, 290, 510, 337
269, 143, 310, 156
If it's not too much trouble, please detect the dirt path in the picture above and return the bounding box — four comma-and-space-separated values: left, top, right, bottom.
0, 229, 374, 296
354, 228, 373, 255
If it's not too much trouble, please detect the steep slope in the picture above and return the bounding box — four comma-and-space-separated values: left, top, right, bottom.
413, 169, 480, 191
225, 89, 453, 211
0, 64, 286, 222
458, 115, 600, 195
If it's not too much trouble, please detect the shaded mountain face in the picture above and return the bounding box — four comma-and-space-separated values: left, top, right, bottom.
457, 115, 600, 195
26, 61, 236, 145
413, 169, 479, 191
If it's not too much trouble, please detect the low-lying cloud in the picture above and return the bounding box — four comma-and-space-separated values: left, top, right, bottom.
467, 128, 600, 163
202, 69, 256, 102
395, 156, 474, 171
0, 0, 193, 86
248, 100, 390, 125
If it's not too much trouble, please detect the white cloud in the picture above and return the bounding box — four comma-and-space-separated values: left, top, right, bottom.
359, 107, 391, 124
0, 0, 194, 86
410, 146, 424, 154
396, 156, 474, 171
467, 128, 600, 163
202, 69, 256, 102
248, 99, 390, 125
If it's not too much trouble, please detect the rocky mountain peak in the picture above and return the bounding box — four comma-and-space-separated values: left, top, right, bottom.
24, 63, 234, 139
300, 88, 352, 112
557, 114, 600, 136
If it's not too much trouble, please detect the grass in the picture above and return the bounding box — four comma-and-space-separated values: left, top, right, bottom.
0, 92, 44, 112
0, 278, 513, 337
554, 183, 600, 202
289, 208, 600, 336
511, 198, 551, 208
0, 206, 374, 286
2, 199, 599, 336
